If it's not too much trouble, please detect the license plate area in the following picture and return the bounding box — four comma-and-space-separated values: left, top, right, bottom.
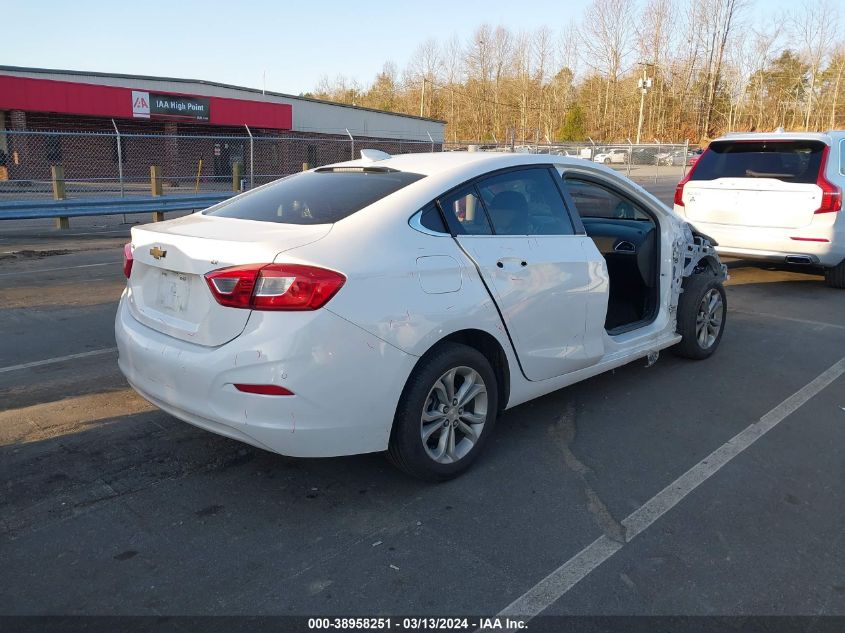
156, 270, 191, 313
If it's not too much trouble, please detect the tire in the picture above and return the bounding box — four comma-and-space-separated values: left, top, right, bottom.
672, 272, 727, 360
604, 158, 611, 165
824, 259, 845, 288
387, 343, 498, 481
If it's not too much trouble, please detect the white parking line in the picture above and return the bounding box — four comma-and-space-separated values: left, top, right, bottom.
0, 347, 118, 374
0, 261, 121, 277
499, 355, 845, 618
730, 308, 845, 331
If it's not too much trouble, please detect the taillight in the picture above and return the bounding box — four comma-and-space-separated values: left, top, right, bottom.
123, 243, 134, 279
815, 146, 842, 214
674, 149, 707, 207
204, 263, 345, 311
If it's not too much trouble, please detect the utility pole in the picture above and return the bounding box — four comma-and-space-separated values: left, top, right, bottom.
420, 77, 427, 117
636, 64, 653, 145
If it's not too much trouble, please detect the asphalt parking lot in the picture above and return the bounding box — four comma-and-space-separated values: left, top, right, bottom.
1, 176, 843, 620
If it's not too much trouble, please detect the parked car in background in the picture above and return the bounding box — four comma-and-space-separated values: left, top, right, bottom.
117, 150, 728, 481
593, 148, 629, 164
687, 149, 703, 167
631, 147, 660, 165
654, 150, 673, 165
674, 130, 845, 288
579, 146, 597, 160
660, 150, 688, 166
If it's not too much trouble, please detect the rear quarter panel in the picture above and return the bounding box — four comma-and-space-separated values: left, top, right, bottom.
273, 196, 521, 401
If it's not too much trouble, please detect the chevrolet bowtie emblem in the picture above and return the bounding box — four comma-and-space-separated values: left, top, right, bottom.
149, 246, 167, 260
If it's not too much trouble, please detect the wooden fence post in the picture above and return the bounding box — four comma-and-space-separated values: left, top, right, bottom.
150, 165, 164, 221
51, 165, 69, 229
232, 162, 242, 191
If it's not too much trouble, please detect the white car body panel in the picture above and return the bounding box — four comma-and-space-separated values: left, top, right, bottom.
674, 130, 845, 268
116, 151, 722, 459
128, 214, 331, 346
456, 233, 607, 380
682, 178, 821, 229
116, 298, 415, 457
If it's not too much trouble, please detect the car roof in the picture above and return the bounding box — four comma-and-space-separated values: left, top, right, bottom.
713, 130, 845, 144
324, 151, 591, 177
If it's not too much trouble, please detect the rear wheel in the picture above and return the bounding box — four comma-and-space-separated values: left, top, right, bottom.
824, 259, 845, 288
388, 343, 498, 481
672, 272, 727, 359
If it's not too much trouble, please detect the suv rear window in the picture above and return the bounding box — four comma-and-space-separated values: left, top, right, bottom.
691, 140, 825, 184
205, 169, 425, 224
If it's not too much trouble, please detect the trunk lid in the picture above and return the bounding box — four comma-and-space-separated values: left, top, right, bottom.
683, 178, 822, 229
127, 213, 331, 346
683, 138, 827, 229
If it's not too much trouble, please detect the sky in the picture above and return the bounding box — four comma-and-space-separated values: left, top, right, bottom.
5, 0, 799, 96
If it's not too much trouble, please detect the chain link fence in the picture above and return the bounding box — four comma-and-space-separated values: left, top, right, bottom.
443, 140, 695, 183
0, 129, 692, 201
0, 130, 439, 200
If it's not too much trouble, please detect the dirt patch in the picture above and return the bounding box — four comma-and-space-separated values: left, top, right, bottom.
0, 249, 73, 261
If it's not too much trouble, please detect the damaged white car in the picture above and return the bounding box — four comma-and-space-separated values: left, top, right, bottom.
116, 151, 728, 480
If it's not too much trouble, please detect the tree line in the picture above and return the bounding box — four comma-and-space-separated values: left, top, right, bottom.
309, 0, 844, 145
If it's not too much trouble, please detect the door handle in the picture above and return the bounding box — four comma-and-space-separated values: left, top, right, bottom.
496, 258, 528, 269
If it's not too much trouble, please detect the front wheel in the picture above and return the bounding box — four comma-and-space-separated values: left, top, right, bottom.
824, 259, 845, 288
388, 343, 498, 481
604, 157, 611, 164
672, 273, 727, 359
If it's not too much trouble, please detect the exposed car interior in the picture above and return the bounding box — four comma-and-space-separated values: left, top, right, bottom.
430, 169, 660, 334
564, 178, 660, 333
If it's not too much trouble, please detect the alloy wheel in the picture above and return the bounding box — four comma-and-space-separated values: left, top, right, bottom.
696, 288, 723, 349
420, 366, 488, 464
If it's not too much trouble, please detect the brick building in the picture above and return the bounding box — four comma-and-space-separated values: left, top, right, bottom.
0, 66, 445, 188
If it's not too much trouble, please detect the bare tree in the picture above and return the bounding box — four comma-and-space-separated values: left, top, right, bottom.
312, 0, 845, 143
582, 0, 637, 138
637, 0, 676, 138
791, 0, 839, 130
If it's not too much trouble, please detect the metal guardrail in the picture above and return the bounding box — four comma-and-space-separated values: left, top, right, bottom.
0, 192, 233, 221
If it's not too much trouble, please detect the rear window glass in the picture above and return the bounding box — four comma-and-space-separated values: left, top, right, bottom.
205, 170, 425, 224
691, 140, 825, 184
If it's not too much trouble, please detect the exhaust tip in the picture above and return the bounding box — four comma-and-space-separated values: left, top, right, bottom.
784, 255, 817, 265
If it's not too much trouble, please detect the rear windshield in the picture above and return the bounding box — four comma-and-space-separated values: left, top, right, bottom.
691, 140, 825, 183
205, 169, 425, 224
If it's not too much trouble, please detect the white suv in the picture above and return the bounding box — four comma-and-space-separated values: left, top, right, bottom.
673, 130, 845, 288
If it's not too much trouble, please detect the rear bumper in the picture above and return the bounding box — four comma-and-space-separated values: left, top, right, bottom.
678, 218, 845, 267
115, 294, 417, 457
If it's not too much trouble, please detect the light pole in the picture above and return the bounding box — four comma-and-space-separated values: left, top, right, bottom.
635, 65, 653, 145
420, 77, 427, 118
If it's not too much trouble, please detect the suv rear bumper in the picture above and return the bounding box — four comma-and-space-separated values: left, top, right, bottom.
679, 219, 845, 267
714, 246, 822, 265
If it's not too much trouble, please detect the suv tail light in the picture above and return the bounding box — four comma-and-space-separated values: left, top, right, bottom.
205, 263, 345, 311
674, 149, 707, 207
123, 243, 134, 279
815, 146, 842, 214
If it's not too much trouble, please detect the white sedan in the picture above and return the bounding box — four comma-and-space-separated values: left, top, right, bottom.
116, 151, 728, 480
593, 148, 629, 165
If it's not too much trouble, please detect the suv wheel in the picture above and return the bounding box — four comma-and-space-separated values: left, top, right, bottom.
824, 259, 845, 289
388, 343, 498, 481
673, 272, 727, 360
